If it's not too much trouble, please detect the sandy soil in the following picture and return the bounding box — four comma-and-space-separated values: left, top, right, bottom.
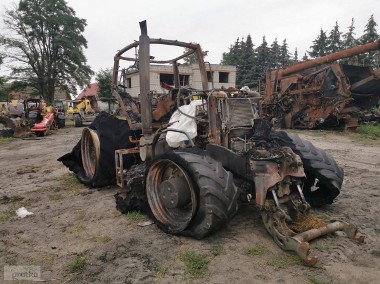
0, 125, 379, 284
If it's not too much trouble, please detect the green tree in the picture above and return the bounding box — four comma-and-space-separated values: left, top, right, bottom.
302, 53, 309, 61
0, 56, 4, 85
327, 22, 342, 53
341, 18, 358, 64
342, 18, 358, 49
269, 38, 281, 69
183, 47, 208, 64
0, 56, 6, 101
238, 35, 257, 87
221, 38, 242, 66
280, 39, 291, 67
360, 14, 379, 66
293, 48, 298, 63
0, 0, 93, 103
308, 28, 328, 58
256, 36, 270, 76
95, 68, 113, 113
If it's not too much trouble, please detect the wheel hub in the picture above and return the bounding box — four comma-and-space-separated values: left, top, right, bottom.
160, 177, 191, 209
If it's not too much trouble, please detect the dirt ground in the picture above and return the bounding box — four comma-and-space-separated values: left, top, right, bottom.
0, 124, 379, 284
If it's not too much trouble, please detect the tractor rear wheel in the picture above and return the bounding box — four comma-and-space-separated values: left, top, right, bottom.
146, 149, 239, 239
271, 130, 343, 207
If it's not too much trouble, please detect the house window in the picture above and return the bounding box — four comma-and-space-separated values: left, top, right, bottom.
160, 73, 190, 86
219, 72, 229, 83
179, 75, 190, 86
126, 78, 132, 88
207, 71, 214, 82
160, 73, 174, 85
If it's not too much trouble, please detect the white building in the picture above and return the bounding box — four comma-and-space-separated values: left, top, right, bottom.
124, 64, 236, 97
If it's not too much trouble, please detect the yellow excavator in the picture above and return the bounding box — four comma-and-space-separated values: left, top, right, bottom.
66, 96, 99, 127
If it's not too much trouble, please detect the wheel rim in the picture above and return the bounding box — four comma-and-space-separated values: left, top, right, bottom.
146, 159, 197, 233
81, 128, 100, 179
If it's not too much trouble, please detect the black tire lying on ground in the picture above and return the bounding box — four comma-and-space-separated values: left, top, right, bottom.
270, 130, 343, 207
0, 115, 16, 138
0, 128, 14, 137
58, 112, 141, 188
146, 148, 239, 239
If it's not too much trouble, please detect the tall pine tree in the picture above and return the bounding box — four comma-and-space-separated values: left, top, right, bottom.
341, 18, 358, 64
293, 48, 298, 63
360, 14, 379, 67
269, 38, 281, 69
256, 36, 270, 76
327, 22, 342, 53
221, 38, 242, 66
280, 39, 291, 67
308, 29, 328, 58
239, 35, 257, 87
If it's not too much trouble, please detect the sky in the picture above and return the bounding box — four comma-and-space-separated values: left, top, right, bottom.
0, 0, 379, 81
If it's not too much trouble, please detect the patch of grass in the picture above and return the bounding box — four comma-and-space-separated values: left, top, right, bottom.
16, 165, 40, 175
267, 255, 302, 269
316, 214, 331, 223
155, 264, 169, 279
58, 173, 82, 189
5, 257, 17, 265
210, 244, 223, 256
66, 256, 87, 274
315, 236, 339, 252
125, 211, 144, 225
30, 253, 55, 265
91, 235, 111, 244
342, 125, 380, 145
0, 209, 16, 222
15, 198, 38, 208
181, 249, 209, 279
70, 224, 87, 234
357, 124, 380, 138
112, 210, 122, 217
49, 193, 65, 201
308, 275, 329, 284
244, 245, 266, 256
0, 136, 13, 143
57, 173, 83, 195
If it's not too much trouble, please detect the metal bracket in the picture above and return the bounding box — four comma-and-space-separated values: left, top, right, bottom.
115, 148, 140, 188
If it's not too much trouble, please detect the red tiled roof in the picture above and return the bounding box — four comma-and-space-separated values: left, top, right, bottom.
76, 83, 99, 100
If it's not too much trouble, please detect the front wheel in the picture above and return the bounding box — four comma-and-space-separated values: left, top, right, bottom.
74, 114, 82, 127
146, 149, 239, 239
271, 130, 343, 207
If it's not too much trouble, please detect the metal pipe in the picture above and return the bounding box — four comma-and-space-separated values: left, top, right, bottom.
280, 39, 379, 77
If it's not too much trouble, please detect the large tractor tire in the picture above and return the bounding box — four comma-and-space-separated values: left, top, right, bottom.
58, 112, 140, 188
146, 149, 239, 239
0, 115, 16, 138
271, 130, 343, 207
74, 114, 82, 127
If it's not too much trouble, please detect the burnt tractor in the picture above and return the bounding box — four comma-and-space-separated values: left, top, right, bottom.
0, 93, 65, 138
261, 40, 380, 129
60, 21, 364, 265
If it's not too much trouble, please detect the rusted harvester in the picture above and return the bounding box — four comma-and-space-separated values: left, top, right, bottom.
262, 40, 380, 129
